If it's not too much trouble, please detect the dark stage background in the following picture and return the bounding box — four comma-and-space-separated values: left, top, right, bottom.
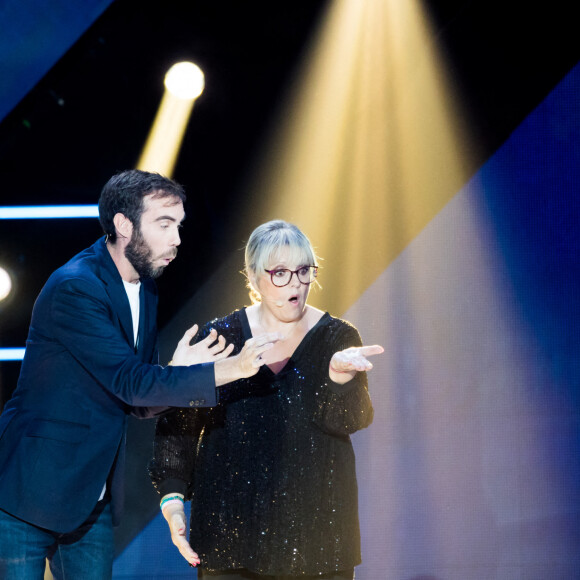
1, 1, 579, 578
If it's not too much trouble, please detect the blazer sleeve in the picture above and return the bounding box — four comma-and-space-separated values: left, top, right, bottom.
43, 274, 217, 408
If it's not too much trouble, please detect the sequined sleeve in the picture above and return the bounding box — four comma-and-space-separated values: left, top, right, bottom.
148, 406, 209, 498
312, 318, 374, 436
148, 322, 220, 497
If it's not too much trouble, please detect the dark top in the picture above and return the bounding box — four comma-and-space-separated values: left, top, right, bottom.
149, 308, 374, 576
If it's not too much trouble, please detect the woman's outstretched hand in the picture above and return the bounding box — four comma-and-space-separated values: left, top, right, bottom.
329, 345, 384, 384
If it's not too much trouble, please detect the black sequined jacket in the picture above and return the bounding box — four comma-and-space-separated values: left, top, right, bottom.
149, 308, 374, 576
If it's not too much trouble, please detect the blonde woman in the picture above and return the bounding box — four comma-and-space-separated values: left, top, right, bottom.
150, 220, 383, 580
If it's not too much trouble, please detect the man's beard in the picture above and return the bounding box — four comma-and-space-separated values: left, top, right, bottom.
125, 229, 176, 280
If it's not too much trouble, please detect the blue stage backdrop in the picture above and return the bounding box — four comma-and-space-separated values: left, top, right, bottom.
0, 0, 113, 123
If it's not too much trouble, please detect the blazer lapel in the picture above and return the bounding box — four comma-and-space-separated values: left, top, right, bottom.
95, 237, 134, 348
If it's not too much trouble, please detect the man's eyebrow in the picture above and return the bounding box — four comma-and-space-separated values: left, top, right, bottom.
153, 215, 180, 222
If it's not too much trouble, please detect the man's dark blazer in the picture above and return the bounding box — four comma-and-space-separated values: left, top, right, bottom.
0, 237, 217, 533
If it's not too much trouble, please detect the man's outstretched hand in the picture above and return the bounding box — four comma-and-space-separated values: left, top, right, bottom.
170, 325, 235, 366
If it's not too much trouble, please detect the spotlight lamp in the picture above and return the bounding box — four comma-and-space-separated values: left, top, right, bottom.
164, 61, 205, 100
137, 61, 205, 176
0, 266, 12, 302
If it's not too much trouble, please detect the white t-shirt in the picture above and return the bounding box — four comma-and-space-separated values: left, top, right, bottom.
99, 279, 141, 501
123, 279, 141, 347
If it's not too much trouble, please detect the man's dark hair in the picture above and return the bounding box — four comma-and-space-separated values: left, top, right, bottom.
98, 169, 186, 242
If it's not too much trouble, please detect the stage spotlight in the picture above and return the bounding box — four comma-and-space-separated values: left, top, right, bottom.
164, 61, 205, 99
137, 61, 205, 177
0, 266, 12, 302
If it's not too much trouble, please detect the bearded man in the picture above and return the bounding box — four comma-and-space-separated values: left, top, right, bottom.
0, 169, 279, 579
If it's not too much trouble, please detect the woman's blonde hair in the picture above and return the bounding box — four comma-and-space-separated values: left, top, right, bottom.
244, 220, 319, 303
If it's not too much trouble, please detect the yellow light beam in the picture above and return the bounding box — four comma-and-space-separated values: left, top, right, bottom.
137, 62, 204, 177
232, 0, 476, 316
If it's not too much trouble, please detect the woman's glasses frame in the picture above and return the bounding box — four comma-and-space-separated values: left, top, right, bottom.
264, 266, 318, 287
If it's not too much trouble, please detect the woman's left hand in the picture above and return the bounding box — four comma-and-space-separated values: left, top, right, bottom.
329, 345, 384, 381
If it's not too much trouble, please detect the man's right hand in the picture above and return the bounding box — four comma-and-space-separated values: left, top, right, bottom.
170, 324, 235, 366
213, 332, 282, 386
